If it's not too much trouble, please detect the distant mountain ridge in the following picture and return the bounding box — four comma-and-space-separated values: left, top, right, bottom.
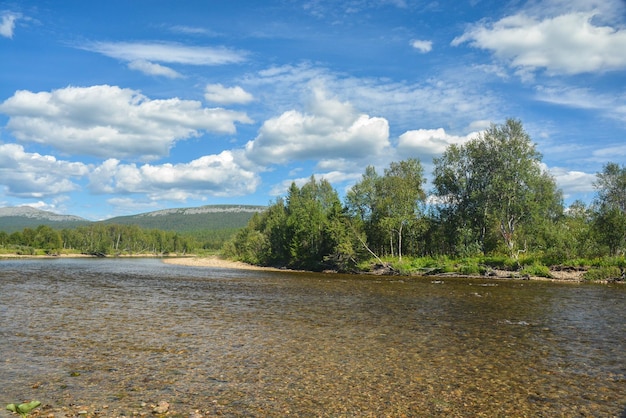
0, 206, 88, 222
103, 205, 266, 232
0, 205, 266, 234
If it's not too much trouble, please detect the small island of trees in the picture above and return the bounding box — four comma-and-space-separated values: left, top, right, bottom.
224, 119, 626, 281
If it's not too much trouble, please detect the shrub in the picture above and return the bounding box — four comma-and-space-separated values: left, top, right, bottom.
584, 266, 622, 281
458, 262, 484, 275
520, 262, 552, 278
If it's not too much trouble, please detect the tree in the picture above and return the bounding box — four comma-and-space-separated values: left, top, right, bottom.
34, 225, 62, 251
286, 176, 351, 269
433, 118, 563, 257
593, 163, 626, 256
346, 158, 426, 260
376, 159, 426, 260
595, 162, 626, 213
224, 176, 355, 271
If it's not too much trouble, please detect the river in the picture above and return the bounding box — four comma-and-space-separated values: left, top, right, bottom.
0, 258, 624, 417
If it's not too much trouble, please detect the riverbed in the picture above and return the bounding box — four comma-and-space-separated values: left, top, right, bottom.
1, 258, 624, 417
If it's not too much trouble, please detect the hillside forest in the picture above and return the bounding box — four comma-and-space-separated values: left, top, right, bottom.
224, 119, 626, 279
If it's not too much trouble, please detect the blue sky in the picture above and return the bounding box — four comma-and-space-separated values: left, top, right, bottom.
1, 0, 625, 220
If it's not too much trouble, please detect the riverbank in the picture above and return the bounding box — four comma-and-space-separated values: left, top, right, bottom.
163, 256, 593, 282
1, 253, 618, 283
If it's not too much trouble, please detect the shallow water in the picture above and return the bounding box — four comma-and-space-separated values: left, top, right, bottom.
1, 258, 624, 417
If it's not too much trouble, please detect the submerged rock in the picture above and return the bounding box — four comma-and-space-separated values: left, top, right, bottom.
153, 401, 169, 414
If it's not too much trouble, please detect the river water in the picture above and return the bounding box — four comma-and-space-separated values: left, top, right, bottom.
0, 258, 624, 417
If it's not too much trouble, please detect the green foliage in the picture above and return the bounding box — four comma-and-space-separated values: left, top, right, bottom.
481, 256, 520, 271
433, 119, 562, 257
458, 261, 485, 276
1, 223, 203, 256
520, 262, 552, 278
6, 401, 41, 417
584, 266, 623, 281
224, 177, 358, 271
592, 163, 626, 256
345, 158, 426, 260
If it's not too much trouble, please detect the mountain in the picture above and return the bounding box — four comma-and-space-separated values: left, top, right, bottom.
0, 206, 91, 233
0, 205, 266, 234
102, 205, 266, 232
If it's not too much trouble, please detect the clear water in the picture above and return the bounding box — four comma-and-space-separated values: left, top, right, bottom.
1, 258, 624, 417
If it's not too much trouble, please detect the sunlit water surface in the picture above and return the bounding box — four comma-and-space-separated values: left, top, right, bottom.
1, 258, 624, 417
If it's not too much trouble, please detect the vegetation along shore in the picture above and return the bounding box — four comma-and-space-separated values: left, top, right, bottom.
2, 119, 625, 283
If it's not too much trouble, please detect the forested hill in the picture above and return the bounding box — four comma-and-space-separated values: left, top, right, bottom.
0, 205, 266, 233
102, 205, 266, 232
0, 206, 91, 233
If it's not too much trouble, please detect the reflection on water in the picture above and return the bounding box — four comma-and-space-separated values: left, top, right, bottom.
1, 258, 624, 417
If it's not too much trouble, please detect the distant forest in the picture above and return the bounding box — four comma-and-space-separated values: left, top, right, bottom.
0, 206, 262, 255
0, 223, 203, 255
224, 119, 626, 276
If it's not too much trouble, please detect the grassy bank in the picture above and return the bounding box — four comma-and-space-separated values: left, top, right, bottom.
370, 255, 626, 282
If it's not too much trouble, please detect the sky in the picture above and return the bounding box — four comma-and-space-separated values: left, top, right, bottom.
1, 0, 625, 220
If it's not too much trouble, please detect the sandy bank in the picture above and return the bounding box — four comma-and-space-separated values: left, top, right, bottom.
162, 256, 288, 272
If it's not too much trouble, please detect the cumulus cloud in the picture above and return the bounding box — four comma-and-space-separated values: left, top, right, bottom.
397, 128, 479, 159
549, 166, 596, 196
244, 88, 390, 164
452, 11, 626, 75
127, 60, 182, 78
0, 85, 253, 160
204, 83, 254, 104
89, 151, 259, 200
411, 39, 432, 53
0, 11, 19, 38
268, 170, 362, 197
0, 144, 89, 198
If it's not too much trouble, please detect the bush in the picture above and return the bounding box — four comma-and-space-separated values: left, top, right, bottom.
520, 262, 552, 278
458, 262, 484, 275
584, 266, 622, 281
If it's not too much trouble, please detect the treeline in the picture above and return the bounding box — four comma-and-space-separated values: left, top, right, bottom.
0, 223, 198, 255
224, 119, 626, 273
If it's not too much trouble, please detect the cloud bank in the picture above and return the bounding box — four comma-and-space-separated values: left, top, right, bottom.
0, 85, 252, 160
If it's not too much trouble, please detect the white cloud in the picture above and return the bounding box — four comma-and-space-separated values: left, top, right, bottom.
411, 39, 432, 53
82, 41, 247, 66
248, 63, 500, 132
205, 83, 254, 104
0, 12, 19, 38
168, 25, 216, 35
268, 170, 361, 197
452, 11, 626, 75
244, 88, 390, 164
0, 85, 253, 160
0, 144, 89, 198
89, 151, 259, 200
535, 85, 626, 122
549, 166, 596, 196
592, 143, 626, 160
397, 128, 479, 159
127, 60, 182, 78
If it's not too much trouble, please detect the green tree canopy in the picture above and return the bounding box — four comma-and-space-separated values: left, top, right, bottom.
433, 118, 562, 257
593, 162, 626, 256
346, 158, 426, 260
